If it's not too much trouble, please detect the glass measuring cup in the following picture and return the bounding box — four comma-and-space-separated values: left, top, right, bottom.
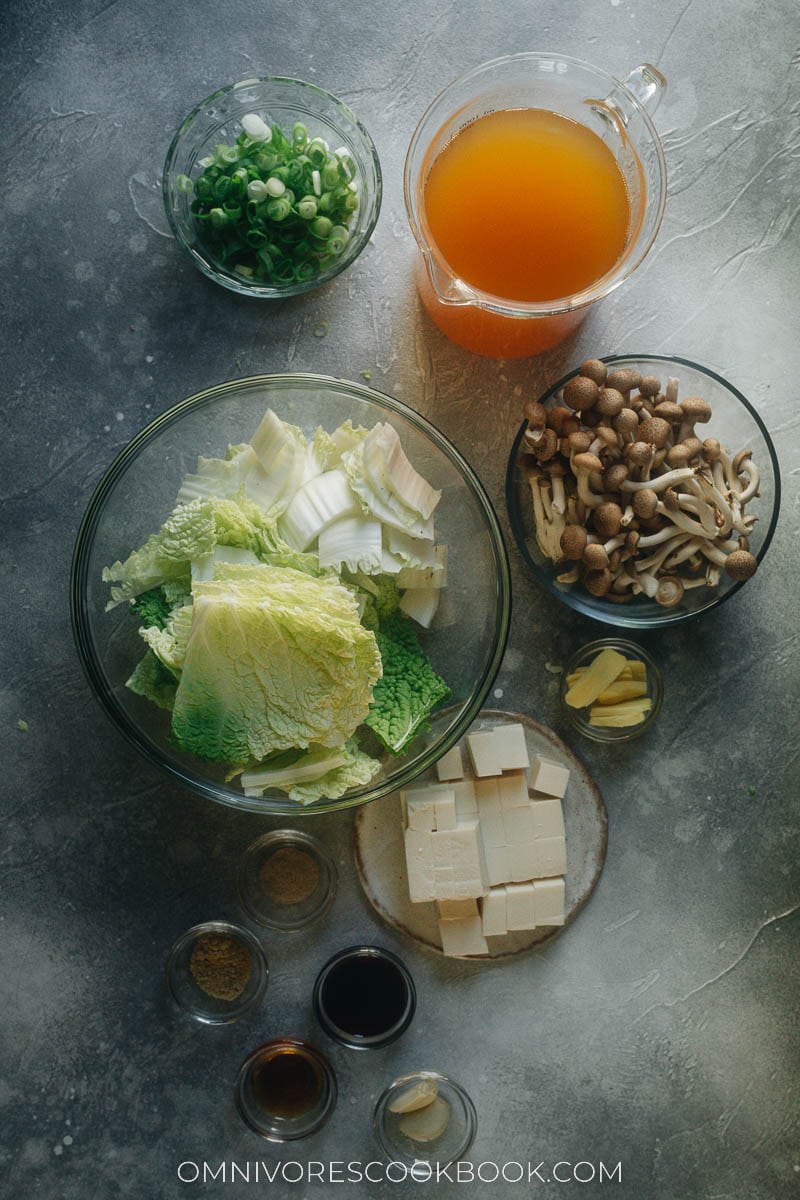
404, 53, 667, 359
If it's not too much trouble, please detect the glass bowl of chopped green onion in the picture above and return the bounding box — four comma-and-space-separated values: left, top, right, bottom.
71, 374, 511, 815
163, 77, 382, 297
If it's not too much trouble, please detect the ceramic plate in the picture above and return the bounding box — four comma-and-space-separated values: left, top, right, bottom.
354, 709, 607, 960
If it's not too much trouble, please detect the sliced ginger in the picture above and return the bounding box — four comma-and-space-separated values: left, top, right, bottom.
566, 649, 654, 729
564, 647, 628, 708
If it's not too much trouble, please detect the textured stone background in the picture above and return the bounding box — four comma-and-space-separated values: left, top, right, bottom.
2, 1, 798, 1196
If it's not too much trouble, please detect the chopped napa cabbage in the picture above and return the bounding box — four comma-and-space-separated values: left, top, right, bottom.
102, 496, 281, 606
397, 545, 448, 589
239, 738, 380, 803
126, 649, 178, 710
191, 545, 260, 585
318, 515, 383, 574
342, 423, 439, 538
399, 585, 441, 628
248, 409, 307, 509
366, 611, 450, 753
312, 419, 369, 471
175, 454, 247, 506
352, 572, 401, 630
279, 468, 361, 551
169, 564, 382, 764
130, 586, 174, 630
140, 603, 194, 676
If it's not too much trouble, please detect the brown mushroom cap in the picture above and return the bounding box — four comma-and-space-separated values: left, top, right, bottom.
567, 430, 593, 455
725, 549, 758, 580
593, 501, 624, 537
532, 426, 559, 461
702, 437, 721, 462
596, 387, 625, 419
637, 375, 661, 398
638, 416, 672, 449
579, 358, 607, 385
584, 566, 613, 597
653, 400, 683, 424
546, 406, 574, 436
524, 399, 548, 429
626, 441, 655, 468
680, 396, 712, 424
614, 408, 640, 438
572, 451, 603, 475
603, 463, 629, 492
666, 443, 692, 469
683, 436, 704, 460
582, 542, 610, 569
560, 524, 588, 560
606, 367, 642, 396
632, 488, 659, 519
563, 375, 600, 412
655, 576, 685, 608
661, 487, 680, 511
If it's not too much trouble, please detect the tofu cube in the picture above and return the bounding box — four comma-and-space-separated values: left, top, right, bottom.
529, 755, 570, 799
480, 887, 508, 937
405, 793, 436, 832
533, 836, 567, 878
530, 798, 565, 840
505, 882, 536, 931
404, 828, 436, 902
436, 744, 465, 782
508, 841, 538, 883
452, 779, 478, 818
498, 770, 530, 809
533, 877, 565, 926
466, 730, 502, 777
492, 724, 530, 771
432, 820, 488, 899
484, 845, 513, 887
475, 777, 505, 847
434, 792, 457, 831
437, 897, 478, 920
438, 916, 489, 957
502, 802, 537, 845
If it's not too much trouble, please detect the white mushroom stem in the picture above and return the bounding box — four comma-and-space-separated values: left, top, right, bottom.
683, 575, 709, 590
736, 456, 760, 504
678, 485, 720, 536
696, 541, 728, 567
556, 563, 580, 584
636, 532, 694, 574
550, 475, 567, 515
717, 448, 739, 495
620, 503, 636, 528
634, 570, 661, 599
611, 568, 637, 592
576, 473, 603, 509
665, 377, 679, 404
692, 474, 734, 537
655, 503, 714, 540
604, 534, 627, 554
540, 480, 554, 522
621, 467, 695, 493
638, 525, 680, 549
706, 564, 721, 587
528, 475, 550, 559
663, 536, 707, 569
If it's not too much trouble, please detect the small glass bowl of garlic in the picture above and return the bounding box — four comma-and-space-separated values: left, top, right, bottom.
373, 1070, 477, 1171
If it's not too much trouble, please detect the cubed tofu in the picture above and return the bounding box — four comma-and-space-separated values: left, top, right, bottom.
502, 802, 537, 845
529, 755, 570, 799
498, 770, 530, 809
480, 887, 508, 937
530, 797, 565, 840
505, 882, 536, 931
484, 844, 513, 887
438, 915, 489, 957
492, 723, 530, 771
404, 828, 436, 902
437, 897, 479, 920
533, 835, 567, 878
434, 792, 457, 832
433, 820, 488, 899
405, 793, 437, 832
466, 730, 502, 777
508, 841, 538, 883
452, 779, 478, 818
436, 744, 465, 782
533, 877, 565, 925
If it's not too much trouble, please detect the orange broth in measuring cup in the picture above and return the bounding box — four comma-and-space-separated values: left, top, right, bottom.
420, 108, 633, 354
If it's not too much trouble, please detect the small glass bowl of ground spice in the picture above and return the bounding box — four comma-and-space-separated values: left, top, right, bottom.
166, 921, 268, 1024
237, 830, 337, 932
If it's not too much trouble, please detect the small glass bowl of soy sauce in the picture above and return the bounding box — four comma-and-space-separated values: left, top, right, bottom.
235, 1038, 337, 1141
312, 945, 417, 1050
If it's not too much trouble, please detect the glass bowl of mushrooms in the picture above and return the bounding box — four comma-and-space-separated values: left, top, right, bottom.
506, 355, 780, 627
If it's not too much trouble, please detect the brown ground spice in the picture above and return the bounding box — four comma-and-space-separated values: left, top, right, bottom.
259, 846, 320, 906
189, 932, 252, 1001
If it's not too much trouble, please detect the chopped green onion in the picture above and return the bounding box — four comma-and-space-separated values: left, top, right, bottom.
182, 115, 361, 287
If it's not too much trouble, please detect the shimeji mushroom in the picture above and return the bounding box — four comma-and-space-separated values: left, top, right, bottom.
520, 363, 762, 603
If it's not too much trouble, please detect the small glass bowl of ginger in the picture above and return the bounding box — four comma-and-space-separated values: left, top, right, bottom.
237, 830, 338, 932
561, 638, 663, 743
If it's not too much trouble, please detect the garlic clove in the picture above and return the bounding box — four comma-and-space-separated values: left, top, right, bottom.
388, 1079, 439, 1114
398, 1096, 451, 1142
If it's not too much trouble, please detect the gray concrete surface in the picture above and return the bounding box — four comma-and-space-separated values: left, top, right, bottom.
2, 1, 798, 1196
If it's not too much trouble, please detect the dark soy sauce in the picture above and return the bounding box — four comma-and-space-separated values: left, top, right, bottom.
320, 951, 410, 1038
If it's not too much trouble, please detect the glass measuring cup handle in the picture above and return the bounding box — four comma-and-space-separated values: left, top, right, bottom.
621, 64, 667, 116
